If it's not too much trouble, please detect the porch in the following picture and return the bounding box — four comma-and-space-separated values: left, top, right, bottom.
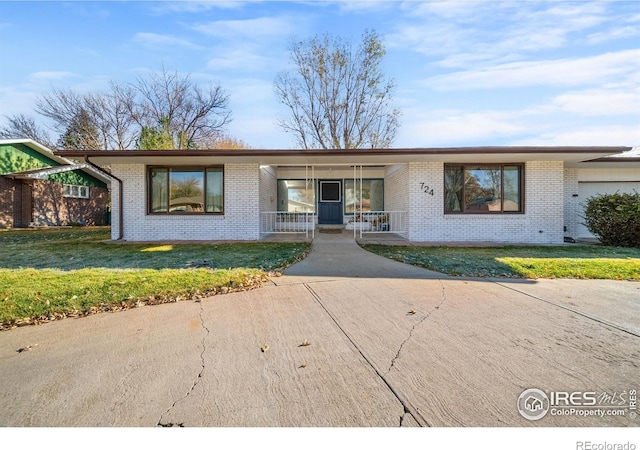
259, 226, 409, 244
259, 163, 408, 240
259, 210, 408, 239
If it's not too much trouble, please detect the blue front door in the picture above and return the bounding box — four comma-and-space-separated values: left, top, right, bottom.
318, 180, 343, 224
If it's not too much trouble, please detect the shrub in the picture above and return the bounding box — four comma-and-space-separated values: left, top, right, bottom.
583, 192, 640, 248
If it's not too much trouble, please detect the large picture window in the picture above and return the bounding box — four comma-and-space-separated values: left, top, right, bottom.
444, 164, 523, 213
148, 167, 223, 214
344, 179, 384, 213
277, 179, 315, 212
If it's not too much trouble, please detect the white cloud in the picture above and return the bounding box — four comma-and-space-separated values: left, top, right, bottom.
552, 88, 640, 116
0, 88, 41, 119
402, 0, 486, 20
223, 77, 290, 148
329, 0, 396, 13
387, 22, 473, 57
192, 16, 298, 39
395, 82, 640, 147
150, 1, 254, 14
511, 125, 640, 147
427, 49, 640, 90
396, 108, 526, 146
587, 26, 640, 44
28, 71, 77, 82
205, 43, 278, 72
133, 32, 201, 49
391, 0, 612, 67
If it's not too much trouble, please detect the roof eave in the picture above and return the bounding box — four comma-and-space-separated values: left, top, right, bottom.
54, 146, 633, 166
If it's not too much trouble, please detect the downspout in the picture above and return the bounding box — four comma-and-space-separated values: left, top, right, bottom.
84, 156, 124, 240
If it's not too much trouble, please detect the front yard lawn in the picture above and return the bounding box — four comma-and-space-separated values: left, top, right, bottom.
360, 244, 640, 280
0, 227, 310, 329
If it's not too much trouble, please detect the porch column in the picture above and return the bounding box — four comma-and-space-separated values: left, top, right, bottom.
305, 165, 315, 239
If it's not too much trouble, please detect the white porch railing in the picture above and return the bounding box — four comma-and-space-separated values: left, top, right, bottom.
260, 212, 315, 237
349, 211, 408, 237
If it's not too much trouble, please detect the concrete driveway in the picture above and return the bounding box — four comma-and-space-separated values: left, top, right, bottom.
0, 231, 638, 427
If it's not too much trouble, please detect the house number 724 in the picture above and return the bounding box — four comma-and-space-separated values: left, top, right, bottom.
420, 183, 434, 195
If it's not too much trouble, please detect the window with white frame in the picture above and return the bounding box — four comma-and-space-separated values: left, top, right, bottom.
63, 184, 89, 199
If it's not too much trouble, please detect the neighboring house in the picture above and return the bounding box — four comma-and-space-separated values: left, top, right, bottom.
54, 146, 639, 244
0, 139, 111, 228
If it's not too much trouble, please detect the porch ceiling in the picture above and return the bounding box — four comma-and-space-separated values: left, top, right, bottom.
55, 146, 631, 167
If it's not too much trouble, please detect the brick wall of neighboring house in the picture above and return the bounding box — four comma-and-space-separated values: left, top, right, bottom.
14, 181, 32, 227
406, 161, 565, 244
109, 163, 260, 241
2, 177, 108, 228
0, 176, 17, 228
63, 185, 109, 226
0, 178, 33, 228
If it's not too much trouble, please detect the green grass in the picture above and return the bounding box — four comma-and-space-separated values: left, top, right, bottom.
360, 244, 640, 280
0, 227, 310, 328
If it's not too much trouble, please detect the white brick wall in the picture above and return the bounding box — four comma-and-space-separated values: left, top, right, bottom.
406, 161, 565, 244
384, 164, 409, 237
563, 168, 579, 238
259, 166, 277, 213
384, 165, 408, 211
109, 160, 567, 244
110, 163, 260, 241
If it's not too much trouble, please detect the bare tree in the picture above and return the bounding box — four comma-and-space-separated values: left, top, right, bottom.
35, 87, 85, 136
131, 68, 231, 149
275, 29, 401, 149
57, 108, 102, 150
0, 114, 55, 148
8, 69, 232, 150
35, 85, 137, 150
85, 82, 138, 150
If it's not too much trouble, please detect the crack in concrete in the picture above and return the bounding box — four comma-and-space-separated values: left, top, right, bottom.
304, 283, 431, 428
386, 280, 448, 375
495, 282, 640, 339
157, 301, 210, 427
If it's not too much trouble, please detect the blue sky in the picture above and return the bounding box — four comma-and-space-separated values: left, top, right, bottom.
0, 0, 638, 149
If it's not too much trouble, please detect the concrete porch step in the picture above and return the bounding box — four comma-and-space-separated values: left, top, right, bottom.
316, 224, 345, 230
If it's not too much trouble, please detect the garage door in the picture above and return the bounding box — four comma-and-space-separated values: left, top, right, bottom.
576, 181, 640, 238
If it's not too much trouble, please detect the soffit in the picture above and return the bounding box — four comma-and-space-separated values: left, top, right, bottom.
55, 147, 631, 167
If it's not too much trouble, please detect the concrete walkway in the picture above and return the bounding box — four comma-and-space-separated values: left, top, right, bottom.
0, 231, 638, 427
280, 229, 443, 282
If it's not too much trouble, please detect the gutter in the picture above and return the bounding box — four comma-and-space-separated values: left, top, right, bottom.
83, 156, 124, 241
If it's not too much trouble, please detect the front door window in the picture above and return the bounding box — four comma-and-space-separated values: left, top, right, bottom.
320, 181, 341, 202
